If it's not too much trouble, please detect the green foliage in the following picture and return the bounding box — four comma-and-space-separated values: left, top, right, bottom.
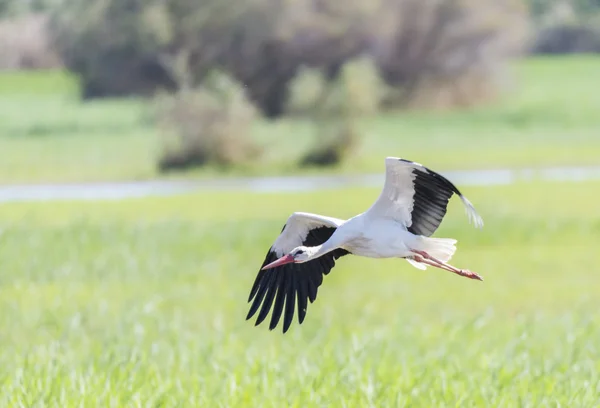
48, 0, 175, 97
321, 57, 385, 118
47, 0, 526, 115
48, 0, 286, 108
0, 181, 599, 405
1, 57, 600, 183
295, 58, 383, 167
340, 58, 385, 116
299, 119, 360, 167
286, 67, 327, 117
154, 72, 261, 171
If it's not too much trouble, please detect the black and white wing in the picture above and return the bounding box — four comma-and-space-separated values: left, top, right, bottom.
246, 212, 350, 333
364, 157, 483, 236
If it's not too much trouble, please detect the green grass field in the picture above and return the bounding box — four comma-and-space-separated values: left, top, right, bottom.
1, 56, 600, 405
0, 180, 599, 406
1, 56, 600, 184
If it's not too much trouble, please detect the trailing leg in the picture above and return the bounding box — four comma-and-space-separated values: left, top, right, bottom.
411, 250, 483, 281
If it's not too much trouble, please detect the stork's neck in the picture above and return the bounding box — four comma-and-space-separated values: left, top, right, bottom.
307, 234, 344, 260
306, 244, 327, 260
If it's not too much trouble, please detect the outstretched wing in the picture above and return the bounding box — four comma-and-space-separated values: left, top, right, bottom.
246, 212, 349, 333
365, 157, 483, 236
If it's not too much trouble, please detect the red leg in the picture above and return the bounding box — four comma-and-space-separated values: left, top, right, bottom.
412, 251, 483, 281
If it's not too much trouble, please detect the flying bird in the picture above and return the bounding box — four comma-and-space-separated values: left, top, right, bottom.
246, 157, 484, 333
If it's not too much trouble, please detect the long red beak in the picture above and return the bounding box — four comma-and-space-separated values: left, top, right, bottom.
261, 254, 295, 270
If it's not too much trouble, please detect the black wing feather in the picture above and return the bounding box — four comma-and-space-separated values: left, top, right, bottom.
247, 225, 350, 333
283, 275, 296, 332
406, 162, 464, 237
245, 269, 275, 320
296, 276, 308, 324
269, 271, 289, 330
254, 271, 281, 326
247, 269, 264, 302
306, 275, 318, 303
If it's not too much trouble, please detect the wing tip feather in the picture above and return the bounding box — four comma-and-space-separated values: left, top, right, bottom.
459, 195, 484, 229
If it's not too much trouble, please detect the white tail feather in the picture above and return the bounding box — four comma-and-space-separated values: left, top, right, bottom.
407, 236, 457, 270
420, 237, 457, 263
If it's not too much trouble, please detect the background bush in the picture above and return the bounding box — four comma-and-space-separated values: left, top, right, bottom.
154, 71, 261, 171
528, 0, 600, 54
285, 67, 328, 117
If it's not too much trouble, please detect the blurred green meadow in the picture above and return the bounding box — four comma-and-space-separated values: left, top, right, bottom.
1, 56, 600, 184
0, 180, 599, 406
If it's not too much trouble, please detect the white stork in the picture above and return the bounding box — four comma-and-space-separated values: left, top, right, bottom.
246, 157, 484, 333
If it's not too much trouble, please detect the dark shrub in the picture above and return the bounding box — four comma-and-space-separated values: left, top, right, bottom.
300, 119, 360, 167
532, 22, 600, 54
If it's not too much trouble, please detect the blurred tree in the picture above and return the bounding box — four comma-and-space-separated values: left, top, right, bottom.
371, 0, 528, 108
49, 0, 527, 115
50, 0, 292, 114
50, 0, 177, 98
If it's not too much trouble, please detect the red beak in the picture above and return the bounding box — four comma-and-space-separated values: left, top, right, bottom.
261, 254, 295, 270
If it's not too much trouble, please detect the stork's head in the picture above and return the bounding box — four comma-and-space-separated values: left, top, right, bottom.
261, 246, 312, 270
289, 246, 312, 263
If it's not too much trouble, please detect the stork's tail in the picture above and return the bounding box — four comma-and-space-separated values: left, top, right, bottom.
406, 237, 457, 270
